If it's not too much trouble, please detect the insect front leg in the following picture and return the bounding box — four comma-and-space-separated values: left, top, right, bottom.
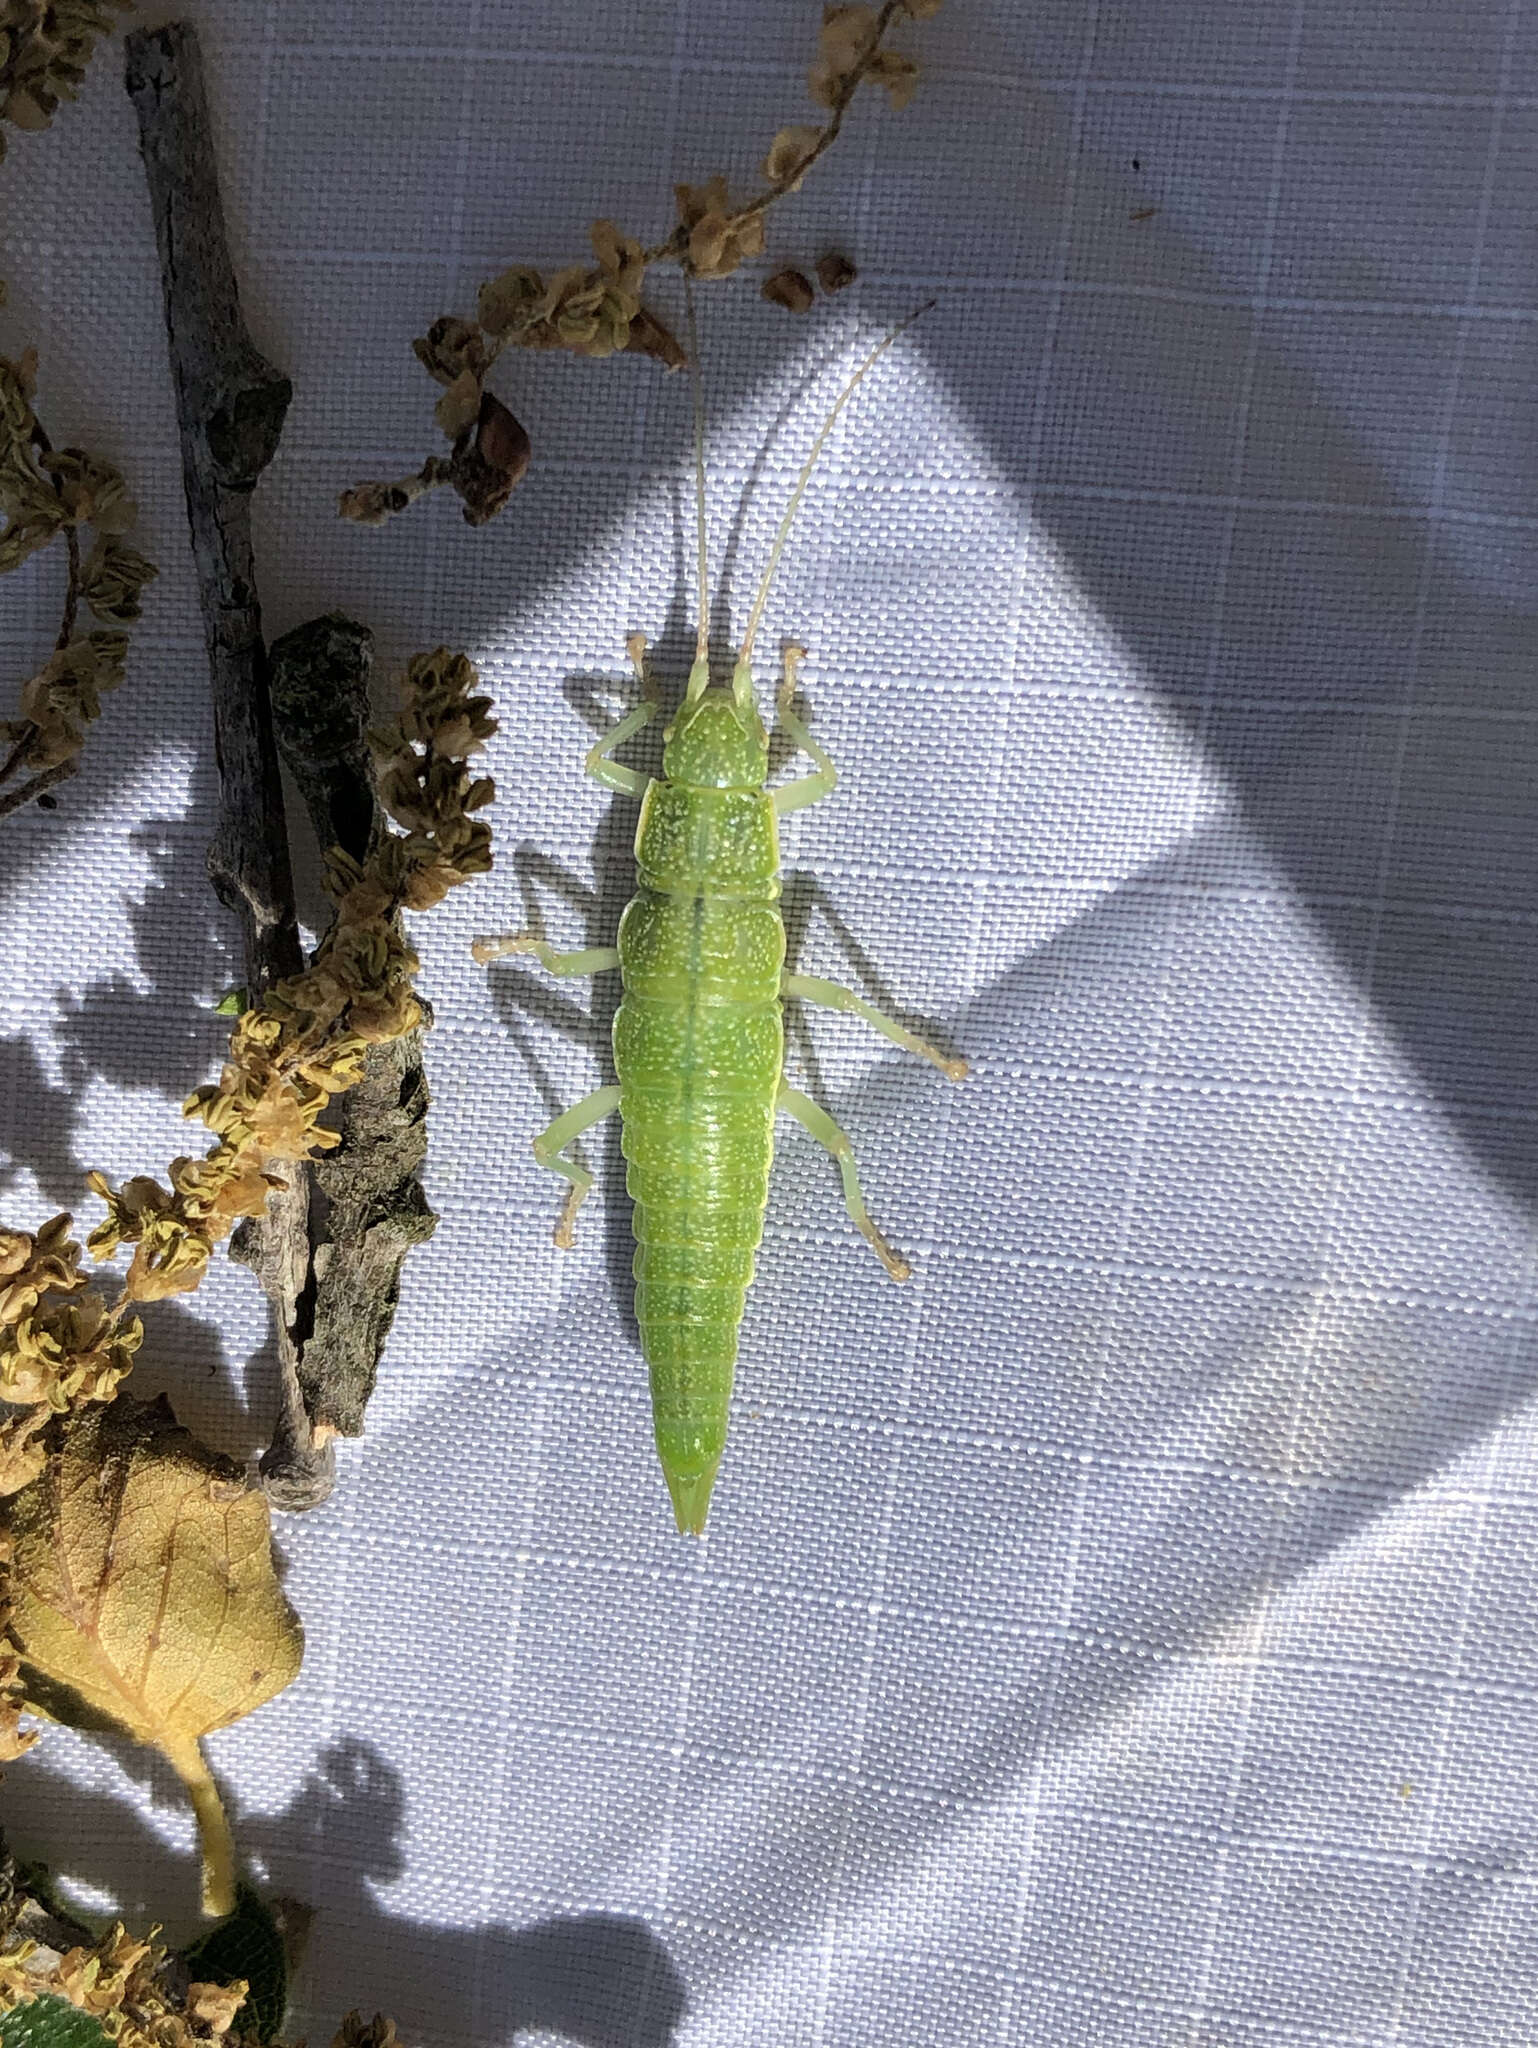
782, 972, 968, 1081
531, 1084, 622, 1248
776, 1080, 911, 1283
472, 935, 620, 975
772, 643, 839, 817
585, 632, 659, 797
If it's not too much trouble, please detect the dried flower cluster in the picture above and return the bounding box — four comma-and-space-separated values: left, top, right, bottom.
342, 0, 940, 528
0, 1920, 248, 2048
0, 332, 156, 818
0, 1215, 140, 1494
0, 649, 493, 1493
0, 1905, 405, 2048
0, 0, 131, 160
86, 649, 495, 1303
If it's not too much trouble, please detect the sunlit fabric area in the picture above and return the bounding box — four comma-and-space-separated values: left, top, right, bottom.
1, 2, 1533, 2043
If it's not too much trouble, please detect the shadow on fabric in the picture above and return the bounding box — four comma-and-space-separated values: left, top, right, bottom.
0, 1737, 687, 2048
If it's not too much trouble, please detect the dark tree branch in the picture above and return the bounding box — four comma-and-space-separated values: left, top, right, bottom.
0, 758, 76, 820
126, 20, 298, 989
126, 21, 330, 1508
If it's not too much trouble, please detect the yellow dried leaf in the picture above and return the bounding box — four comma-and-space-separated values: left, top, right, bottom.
433, 368, 482, 442
673, 174, 730, 230
588, 217, 644, 295
763, 123, 822, 190
7, 1395, 303, 1917
688, 212, 734, 278
869, 48, 921, 109
2, 90, 52, 134
476, 264, 543, 337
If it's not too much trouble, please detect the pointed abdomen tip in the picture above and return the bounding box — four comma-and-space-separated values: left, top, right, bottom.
667, 1466, 719, 1536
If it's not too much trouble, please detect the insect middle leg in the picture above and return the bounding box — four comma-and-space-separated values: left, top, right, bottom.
532, 1084, 622, 1249
776, 1081, 911, 1283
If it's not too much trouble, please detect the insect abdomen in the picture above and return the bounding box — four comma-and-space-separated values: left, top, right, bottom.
614, 790, 785, 1532
621, 1075, 776, 1533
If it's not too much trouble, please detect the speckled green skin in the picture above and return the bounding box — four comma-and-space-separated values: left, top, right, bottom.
614, 692, 783, 1529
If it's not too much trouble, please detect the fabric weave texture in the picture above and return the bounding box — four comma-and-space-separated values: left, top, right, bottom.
1, 3, 1534, 2043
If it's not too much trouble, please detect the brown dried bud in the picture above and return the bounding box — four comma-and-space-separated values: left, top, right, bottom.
762, 269, 815, 315
450, 391, 531, 527
903, 0, 942, 15
412, 315, 487, 387
624, 304, 689, 372
339, 481, 405, 527
815, 249, 858, 293
337, 458, 454, 526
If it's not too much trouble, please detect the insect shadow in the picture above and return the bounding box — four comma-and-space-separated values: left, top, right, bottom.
481, 615, 688, 1337
2, 1737, 688, 2048
0, 1030, 81, 1212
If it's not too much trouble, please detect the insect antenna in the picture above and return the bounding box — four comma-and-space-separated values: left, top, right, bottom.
684, 276, 713, 704
734, 301, 935, 707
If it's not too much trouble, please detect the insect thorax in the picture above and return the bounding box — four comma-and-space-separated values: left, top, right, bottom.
634, 781, 781, 901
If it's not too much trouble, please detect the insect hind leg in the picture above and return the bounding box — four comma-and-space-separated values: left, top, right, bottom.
532, 1084, 622, 1248
776, 1081, 910, 1283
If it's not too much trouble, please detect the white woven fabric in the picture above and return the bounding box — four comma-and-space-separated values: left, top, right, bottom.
3, 1, 1536, 2042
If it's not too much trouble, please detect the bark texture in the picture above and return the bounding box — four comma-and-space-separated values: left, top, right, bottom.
263, 614, 438, 1449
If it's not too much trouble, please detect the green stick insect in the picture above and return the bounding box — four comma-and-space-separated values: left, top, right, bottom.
474, 310, 968, 1533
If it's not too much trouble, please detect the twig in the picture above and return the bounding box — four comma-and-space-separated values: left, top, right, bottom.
0, 757, 76, 819
126, 20, 331, 1508
54, 519, 80, 649
0, 729, 35, 790
125, 21, 298, 987
643, 0, 909, 262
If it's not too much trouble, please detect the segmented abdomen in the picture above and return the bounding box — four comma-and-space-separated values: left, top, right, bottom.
614, 865, 784, 1531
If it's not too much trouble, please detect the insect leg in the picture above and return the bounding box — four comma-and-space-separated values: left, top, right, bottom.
782, 972, 969, 1081
772, 643, 839, 817
532, 1084, 622, 1248
472, 934, 620, 975
776, 1080, 911, 1283
586, 632, 658, 796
